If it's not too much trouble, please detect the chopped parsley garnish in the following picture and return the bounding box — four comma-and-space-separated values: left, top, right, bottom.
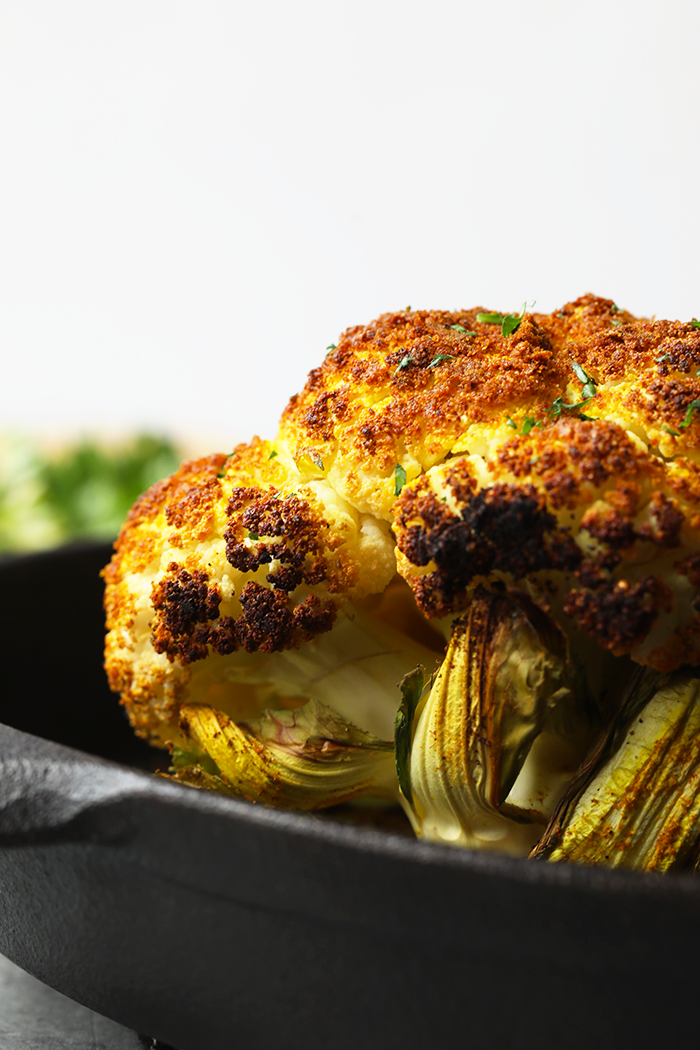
477, 311, 504, 325
395, 354, 413, 374
394, 464, 407, 496
656, 353, 672, 364
268, 449, 278, 459
663, 426, 680, 436
501, 312, 524, 337
548, 363, 598, 417
548, 396, 594, 419
521, 416, 541, 435
217, 452, 235, 478
611, 319, 622, 326
449, 324, 475, 335
571, 362, 597, 400
248, 530, 260, 540
476, 301, 534, 338
611, 303, 621, 313
679, 399, 700, 429
691, 319, 700, 329
428, 353, 456, 368
505, 413, 541, 433
394, 666, 425, 805
326, 343, 337, 352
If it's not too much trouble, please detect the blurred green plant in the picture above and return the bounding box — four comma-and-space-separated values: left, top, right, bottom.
0, 433, 181, 552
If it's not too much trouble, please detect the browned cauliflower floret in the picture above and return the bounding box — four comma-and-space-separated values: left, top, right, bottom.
394, 417, 700, 671
104, 436, 413, 747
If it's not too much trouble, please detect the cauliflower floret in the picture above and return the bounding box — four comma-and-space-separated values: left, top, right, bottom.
393, 417, 700, 671
104, 436, 410, 744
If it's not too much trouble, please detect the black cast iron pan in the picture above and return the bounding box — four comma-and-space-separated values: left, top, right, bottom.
0, 543, 699, 1050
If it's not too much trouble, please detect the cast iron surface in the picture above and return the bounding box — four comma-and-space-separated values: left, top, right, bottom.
1, 544, 699, 1050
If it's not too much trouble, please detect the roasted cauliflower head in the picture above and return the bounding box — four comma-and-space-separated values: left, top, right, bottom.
105, 295, 700, 869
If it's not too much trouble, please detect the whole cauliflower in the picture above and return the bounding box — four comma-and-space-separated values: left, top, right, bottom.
104, 295, 700, 868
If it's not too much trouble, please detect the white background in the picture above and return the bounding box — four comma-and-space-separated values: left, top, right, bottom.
1, 0, 699, 455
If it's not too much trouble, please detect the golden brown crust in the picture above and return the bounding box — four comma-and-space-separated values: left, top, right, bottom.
278, 296, 700, 520
277, 295, 646, 518
393, 417, 700, 668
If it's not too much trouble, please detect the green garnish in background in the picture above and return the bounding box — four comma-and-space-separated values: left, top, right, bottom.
0, 433, 181, 552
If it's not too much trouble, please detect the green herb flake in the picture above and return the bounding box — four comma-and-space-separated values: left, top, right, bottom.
505, 414, 518, 429
611, 319, 622, 326
449, 324, 476, 336
268, 449, 278, 459
691, 319, 700, 329
394, 463, 407, 497
663, 426, 681, 436
571, 362, 597, 400
248, 529, 260, 540
501, 313, 523, 337
216, 452, 235, 478
428, 353, 456, 368
570, 362, 597, 400
656, 353, 672, 364
547, 395, 594, 419
679, 399, 700, 429
394, 354, 413, 374
394, 666, 425, 805
611, 304, 621, 313
477, 301, 534, 338
326, 343, 337, 352
521, 416, 541, 435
